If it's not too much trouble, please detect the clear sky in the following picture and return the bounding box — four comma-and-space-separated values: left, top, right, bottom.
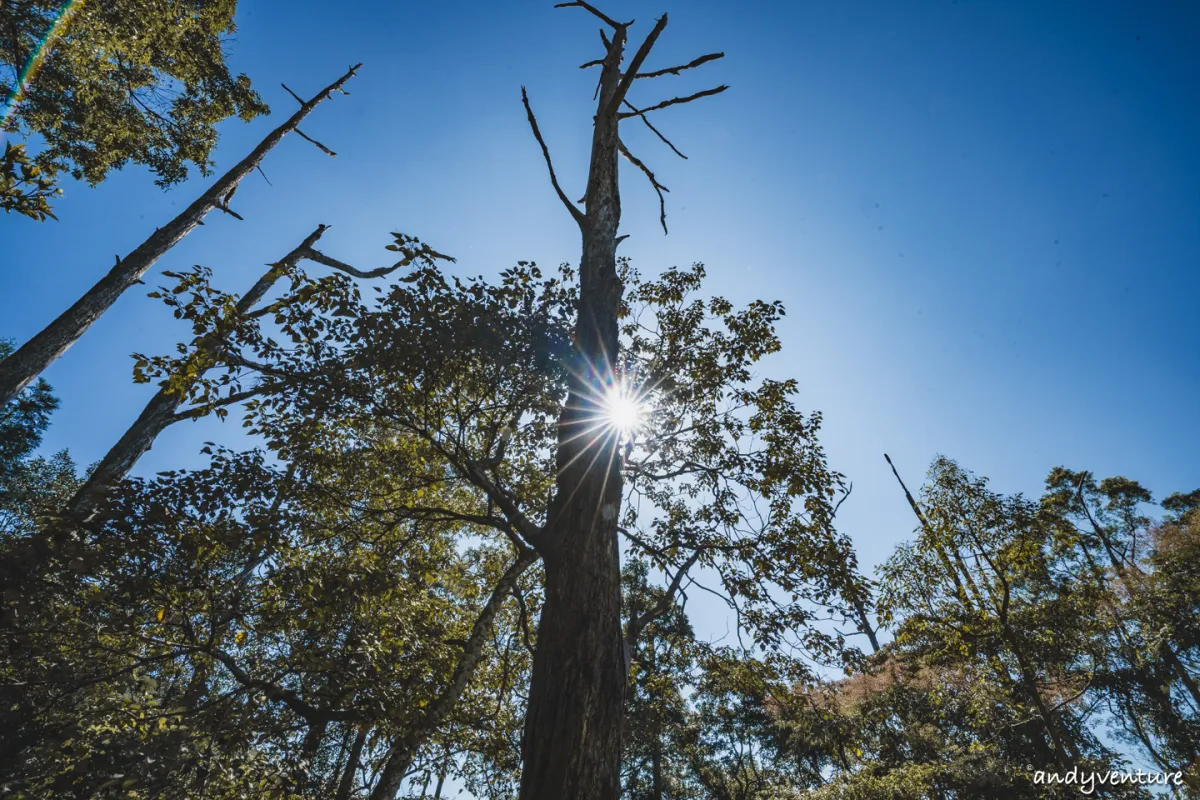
3, 0, 1199, 595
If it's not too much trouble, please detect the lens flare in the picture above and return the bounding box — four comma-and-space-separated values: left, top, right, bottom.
605, 383, 645, 440
1, 1, 86, 142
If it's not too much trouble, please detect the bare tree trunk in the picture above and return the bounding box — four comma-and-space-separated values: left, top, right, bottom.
850, 595, 880, 653
335, 727, 367, 800
885, 454, 976, 613
0, 65, 360, 408
517, 15, 628, 800
516, 7, 724, 798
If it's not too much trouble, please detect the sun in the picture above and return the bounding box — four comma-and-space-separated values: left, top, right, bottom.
604, 383, 646, 440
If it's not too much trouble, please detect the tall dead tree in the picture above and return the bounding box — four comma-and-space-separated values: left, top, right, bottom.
0, 65, 361, 409
517, 5, 725, 798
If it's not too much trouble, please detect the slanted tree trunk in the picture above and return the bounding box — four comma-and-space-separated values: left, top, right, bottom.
0, 65, 360, 409
516, 6, 724, 798
63, 226, 329, 518
885, 454, 977, 613
64, 224, 439, 519
368, 547, 538, 800
850, 595, 880, 653
335, 727, 368, 800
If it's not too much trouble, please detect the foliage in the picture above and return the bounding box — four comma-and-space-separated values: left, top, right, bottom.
0, 225, 883, 797
0, 339, 57, 487
0, 141, 59, 220
1, 0, 267, 218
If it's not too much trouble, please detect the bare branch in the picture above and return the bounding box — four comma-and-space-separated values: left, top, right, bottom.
174, 386, 270, 421
618, 138, 669, 234
617, 85, 729, 119
610, 14, 669, 114
300, 242, 453, 280
295, 128, 337, 157
579, 58, 605, 70
553, 0, 629, 31
521, 87, 587, 229
215, 203, 244, 221
623, 99, 687, 159
280, 82, 305, 106
832, 481, 853, 520
635, 52, 724, 80
207, 647, 355, 722
624, 549, 702, 670
0, 62, 361, 409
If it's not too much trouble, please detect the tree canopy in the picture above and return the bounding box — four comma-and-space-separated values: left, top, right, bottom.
1, 0, 267, 219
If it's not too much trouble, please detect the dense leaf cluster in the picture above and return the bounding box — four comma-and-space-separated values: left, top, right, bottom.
1, 0, 267, 218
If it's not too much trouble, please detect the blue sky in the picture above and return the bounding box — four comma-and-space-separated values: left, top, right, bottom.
3, 0, 1199, 592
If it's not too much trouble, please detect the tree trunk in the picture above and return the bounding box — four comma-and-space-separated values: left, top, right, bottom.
335, 727, 367, 800
0, 66, 359, 408
516, 8, 721, 796
885, 454, 977, 613
1007, 631, 1077, 771
518, 19, 628, 798
520, 544, 625, 799
850, 595, 880, 653
368, 548, 537, 799
650, 642, 664, 800
63, 226, 328, 518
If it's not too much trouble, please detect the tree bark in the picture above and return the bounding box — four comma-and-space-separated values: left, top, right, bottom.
517, 16, 630, 800
0, 65, 359, 409
516, 7, 722, 797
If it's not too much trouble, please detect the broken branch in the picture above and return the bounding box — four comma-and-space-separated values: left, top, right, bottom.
623, 99, 687, 159
295, 128, 337, 157
635, 52, 724, 80
521, 87, 587, 229
618, 138, 669, 234
301, 243, 454, 279
280, 82, 305, 106
553, 0, 628, 31
618, 84, 729, 119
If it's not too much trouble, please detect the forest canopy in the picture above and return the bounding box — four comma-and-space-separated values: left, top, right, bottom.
1, 2, 1197, 799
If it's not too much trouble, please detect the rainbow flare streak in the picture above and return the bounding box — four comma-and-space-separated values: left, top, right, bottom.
1, 0, 85, 143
